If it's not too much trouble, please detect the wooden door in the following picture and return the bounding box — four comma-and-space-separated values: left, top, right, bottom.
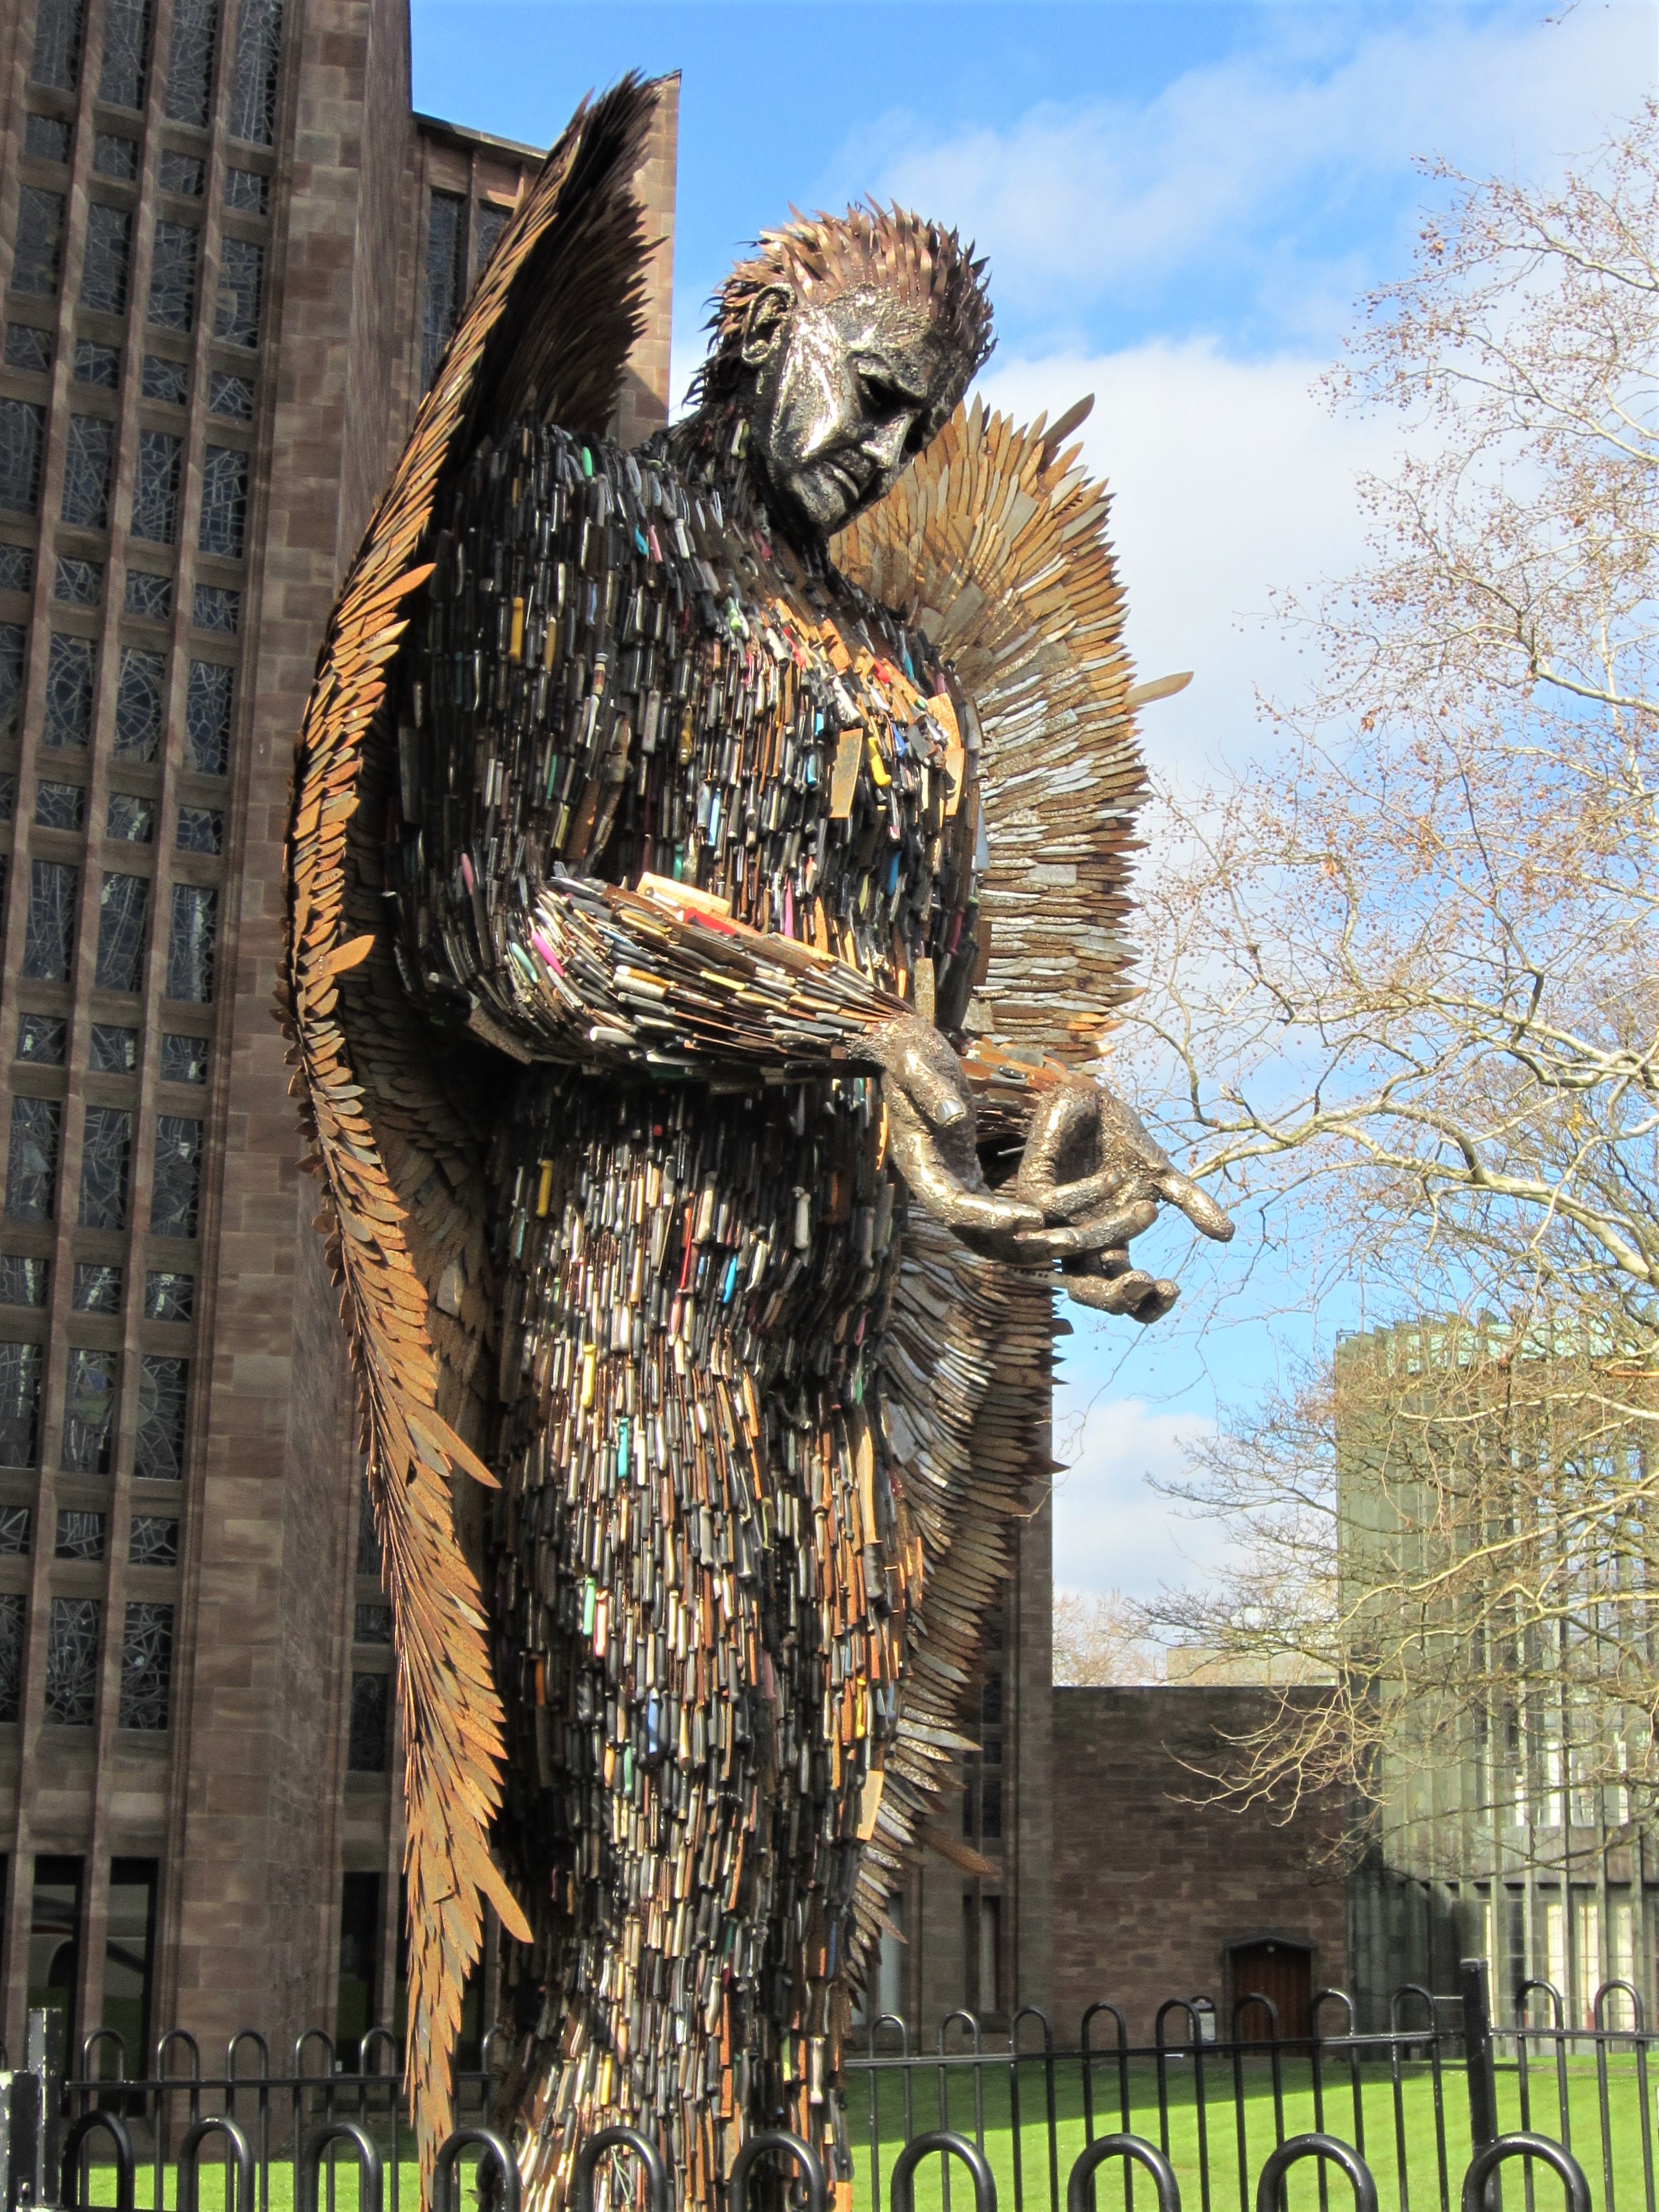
1229, 1940, 1312, 2040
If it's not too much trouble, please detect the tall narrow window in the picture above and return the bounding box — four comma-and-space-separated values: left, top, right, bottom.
474, 201, 510, 280
118, 1606, 173, 1729
131, 431, 182, 545
99, 0, 152, 107
184, 661, 232, 772
421, 191, 466, 390
165, 884, 216, 1001
78, 1108, 133, 1230
147, 222, 199, 331
61, 417, 114, 530
96, 876, 149, 992
114, 648, 164, 759
348, 1673, 389, 1771
15, 188, 67, 298
28, 1859, 84, 2068
150, 1119, 201, 1238
23, 861, 78, 981
0, 1594, 24, 1720
0, 403, 47, 515
0, 1345, 42, 1468
81, 207, 133, 315
213, 240, 264, 349
227, 0, 282, 141
135, 1355, 187, 1478
31, 0, 87, 86
337, 1871, 380, 2052
102, 1860, 157, 2069
62, 1348, 117, 1473
6, 1099, 60, 1220
164, 0, 217, 124
46, 1601, 99, 1725
43, 635, 94, 747
0, 627, 26, 741
198, 447, 247, 556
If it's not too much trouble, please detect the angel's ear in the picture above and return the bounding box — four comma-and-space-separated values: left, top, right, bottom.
739, 286, 793, 370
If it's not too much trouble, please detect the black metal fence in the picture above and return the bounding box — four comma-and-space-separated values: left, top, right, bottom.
6, 1962, 1647, 2212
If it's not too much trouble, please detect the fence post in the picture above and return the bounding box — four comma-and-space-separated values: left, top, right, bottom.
7, 2007, 63, 2211
1460, 1960, 1500, 2212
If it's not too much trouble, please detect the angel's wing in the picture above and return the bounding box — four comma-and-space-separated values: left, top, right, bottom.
832, 395, 1147, 1055
280, 74, 664, 2171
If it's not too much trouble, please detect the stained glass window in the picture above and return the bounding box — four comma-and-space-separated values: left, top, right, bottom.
62, 1348, 117, 1471
31, 0, 87, 86
207, 371, 253, 421
56, 1509, 107, 1558
78, 1106, 132, 1230
135, 1355, 187, 1477
130, 430, 182, 544
144, 1268, 193, 1318
164, 0, 217, 124
25, 113, 72, 162
6, 1097, 60, 1220
0, 774, 13, 818
15, 187, 67, 297
197, 447, 247, 556
123, 573, 172, 623
355, 1479, 381, 1574
73, 341, 119, 388
107, 795, 154, 843
129, 1514, 178, 1565
0, 626, 24, 741
147, 222, 198, 331
46, 1596, 100, 1724
4, 326, 53, 374
212, 239, 263, 350
35, 780, 85, 829
192, 585, 238, 633
0, 401, 47, 513
225, 168, 268, 215
422, 191, 466, 391
89, 1023, 137, 1072
354, 1602, 392, 1644
98, 0, 150, 106
93, 133, 138, 179
149, 1120, 200, 1238
81, 204, 132, 315
53, 558, 102, 607
119, 1603, 173, 1728
61, 417, 113, 531
114, 648, 164, 759
348, 1672, 388, 1770
0, 1506, 29, 1551
227, 0, 282, 142
158, 1034, 207, 1083
0, 1595, 22, 1719
0, 1595, 23, 1720
22, 860, 77, 978
175, 806, 221, 855
0, 548, 33, 593
474, 201, 510, 279
96, 876, 149, 992
140, 355, 188, 405
72, 1261, 122, 1313
0, 1343, 43, 1468
43, 635, 94, 747
17, 1014, 64, 1065
164, 884, 215, 1001
0, 1257, 47, 1306
184, 661, 231, 772
159, 150, 204, 197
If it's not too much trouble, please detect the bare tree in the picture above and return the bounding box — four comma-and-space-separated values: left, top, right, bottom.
1053, 1587, 1163, 1685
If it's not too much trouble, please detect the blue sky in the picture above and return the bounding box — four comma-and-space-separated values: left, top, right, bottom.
410, 0, 1658, 1610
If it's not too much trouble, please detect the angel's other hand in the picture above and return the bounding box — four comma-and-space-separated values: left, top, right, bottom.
870, 1015, 1043, 1253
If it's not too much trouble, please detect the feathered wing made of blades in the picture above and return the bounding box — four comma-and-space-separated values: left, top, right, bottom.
831, 400, 1148, 1964
281, 75, 661, 2171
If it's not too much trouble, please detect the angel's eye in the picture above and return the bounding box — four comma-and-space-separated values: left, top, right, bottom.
857, 369, 907, 417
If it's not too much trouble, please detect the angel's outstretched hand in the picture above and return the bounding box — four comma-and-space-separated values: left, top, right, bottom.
869, 1016, 1046, 1250
1008, 1077, 1233, 1323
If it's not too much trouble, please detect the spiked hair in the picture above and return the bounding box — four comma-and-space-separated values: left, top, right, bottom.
692, 203, 994, 425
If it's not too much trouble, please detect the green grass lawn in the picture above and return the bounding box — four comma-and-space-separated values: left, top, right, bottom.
70, 2058, 1656, 2212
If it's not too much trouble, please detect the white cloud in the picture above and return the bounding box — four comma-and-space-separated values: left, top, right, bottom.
978, 340, 1400, 782
846, 7, 1653, 328
1050, 1394, 1224, 1604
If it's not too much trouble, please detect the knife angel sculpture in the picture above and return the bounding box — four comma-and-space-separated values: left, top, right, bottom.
282, 71, 1229, 2211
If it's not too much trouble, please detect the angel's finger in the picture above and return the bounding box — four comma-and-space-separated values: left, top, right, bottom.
1156, 1169, 1234, 1242
1009, 1198, 1158, 1259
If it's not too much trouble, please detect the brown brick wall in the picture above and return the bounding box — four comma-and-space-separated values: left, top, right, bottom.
1049, 1687, 1348, 2042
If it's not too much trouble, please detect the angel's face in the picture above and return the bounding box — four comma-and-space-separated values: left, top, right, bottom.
741, 286, 963, 538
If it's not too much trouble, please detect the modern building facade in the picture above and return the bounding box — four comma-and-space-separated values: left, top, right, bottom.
0, 0, 677, 2071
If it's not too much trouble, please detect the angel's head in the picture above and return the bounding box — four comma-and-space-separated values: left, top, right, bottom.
694, 205, 993, 539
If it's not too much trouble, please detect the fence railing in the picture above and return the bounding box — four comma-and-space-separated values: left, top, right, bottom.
5, 1962, 1646, 2212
